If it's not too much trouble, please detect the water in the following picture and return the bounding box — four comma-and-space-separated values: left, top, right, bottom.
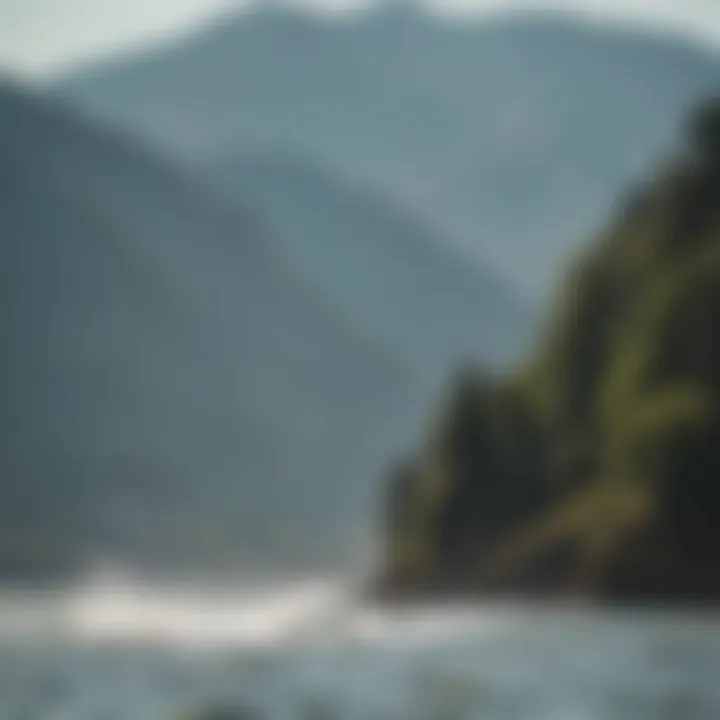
2, 578, 720, 719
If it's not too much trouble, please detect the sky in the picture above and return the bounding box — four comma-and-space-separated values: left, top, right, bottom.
1, 0, 720, 80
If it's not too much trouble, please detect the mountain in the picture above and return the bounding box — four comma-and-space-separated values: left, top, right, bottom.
209, 150, 532, 386
57, 7, 720, 296
0, 81, 413, 578
376, 99, 720, 604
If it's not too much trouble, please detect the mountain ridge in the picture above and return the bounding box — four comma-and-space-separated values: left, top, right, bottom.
0, 81, 413, 577
55, 13, 720, 296
208, 147, 533, 386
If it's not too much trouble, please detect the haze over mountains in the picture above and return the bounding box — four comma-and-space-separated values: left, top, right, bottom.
0, 81, 422, 576
0, 68, 533, 578
210, 150, 532, 383
3, 3, 719, 579
58, 4, 720, 296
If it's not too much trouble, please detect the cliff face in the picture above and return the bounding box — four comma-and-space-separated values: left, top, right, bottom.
378, 99, 720, 603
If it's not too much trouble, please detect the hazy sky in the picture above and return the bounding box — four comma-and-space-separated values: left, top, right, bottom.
1, 0, 720, 79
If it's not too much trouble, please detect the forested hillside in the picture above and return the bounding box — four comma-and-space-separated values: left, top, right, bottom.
378, 99, 720, 603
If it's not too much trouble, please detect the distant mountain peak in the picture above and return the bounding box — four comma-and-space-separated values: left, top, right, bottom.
58, 11, 720, 297
370, 0, 427, 17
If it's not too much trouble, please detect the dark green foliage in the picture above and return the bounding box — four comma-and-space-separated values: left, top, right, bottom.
380, 98, 720, 601
383, 370, 551, 589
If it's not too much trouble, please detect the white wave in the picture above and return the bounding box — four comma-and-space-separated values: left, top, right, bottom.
57, 574, 352, 647
0, 567, 525, 649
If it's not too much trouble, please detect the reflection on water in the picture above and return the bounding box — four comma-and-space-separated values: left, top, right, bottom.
1, 579, 720, 719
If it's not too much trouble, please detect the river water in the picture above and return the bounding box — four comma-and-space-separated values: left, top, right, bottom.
1, 578, 719, 719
